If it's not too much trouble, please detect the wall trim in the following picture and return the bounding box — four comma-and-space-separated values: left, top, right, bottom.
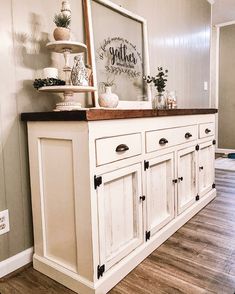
215, 20, 235, 28
216, 148, 235, 154
0, 247, 33, 278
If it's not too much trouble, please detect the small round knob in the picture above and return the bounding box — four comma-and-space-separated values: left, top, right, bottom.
159, 138, 169, 145
178, 177, 183, 182
199, 166, 204, 170
205, 128, 211, 134
185, 132, 192, 139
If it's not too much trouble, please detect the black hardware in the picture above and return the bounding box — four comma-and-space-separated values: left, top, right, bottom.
212, 183, 216, 189
159, 138, 169, 146
144, 160, 150, 171
178, 177, 184, 182
195, 144, 200, 151
115, 144, 129, 153
172, 179, 178, 184
185, 132, 193, 139
97, 264, 105, 279
213, 139, 216, 145
145, 231, 151, 242
205, 128, 211, 134
199, 166, 204, 171
196, 195, 200, 201
94, 176, 102, 190
140, 196, 146, 202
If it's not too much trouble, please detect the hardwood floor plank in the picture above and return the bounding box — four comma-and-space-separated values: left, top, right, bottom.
148, 251, 235, 293
1, 169, 235, 294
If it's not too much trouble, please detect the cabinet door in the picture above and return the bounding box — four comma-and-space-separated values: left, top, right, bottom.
146, 153, 175, 236
177, 145, 197, 214
97, 163, 143, 272
198, 141, 214, 197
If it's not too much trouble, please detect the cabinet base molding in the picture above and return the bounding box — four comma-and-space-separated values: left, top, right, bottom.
33, 189, 216, 294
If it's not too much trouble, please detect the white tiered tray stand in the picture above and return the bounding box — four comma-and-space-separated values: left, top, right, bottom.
39, 41, 96, 111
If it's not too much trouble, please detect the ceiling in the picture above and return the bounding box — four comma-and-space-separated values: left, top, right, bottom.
212, 0, 235, 25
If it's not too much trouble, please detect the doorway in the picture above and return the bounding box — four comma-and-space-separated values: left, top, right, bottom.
214, 21, 235, 154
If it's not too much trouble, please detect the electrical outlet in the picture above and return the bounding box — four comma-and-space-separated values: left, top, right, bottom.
0, 209, 10, 235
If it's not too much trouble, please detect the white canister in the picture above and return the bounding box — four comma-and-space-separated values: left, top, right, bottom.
43, 67, 58, 79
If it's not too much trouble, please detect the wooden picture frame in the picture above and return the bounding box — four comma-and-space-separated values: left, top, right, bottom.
83, 0, 152, 108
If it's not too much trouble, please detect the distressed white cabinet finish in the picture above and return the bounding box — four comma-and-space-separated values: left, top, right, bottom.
22, 110, 217, 294
146, 153, 175, 237
177, 145, 197, 215
97, 164, 143, 272
198, 141, 215, 197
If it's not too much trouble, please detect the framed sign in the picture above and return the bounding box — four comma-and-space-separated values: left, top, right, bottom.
84, 0, 152, 108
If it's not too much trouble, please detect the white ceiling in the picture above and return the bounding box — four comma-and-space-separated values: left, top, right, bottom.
212, 0, 235, 25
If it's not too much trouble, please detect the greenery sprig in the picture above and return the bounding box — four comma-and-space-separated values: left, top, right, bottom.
33, 78, 65, 90
54, 13, 71, 28
144, 67, 168, 93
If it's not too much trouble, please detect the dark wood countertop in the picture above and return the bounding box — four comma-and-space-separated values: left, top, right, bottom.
21, 108, 218, 122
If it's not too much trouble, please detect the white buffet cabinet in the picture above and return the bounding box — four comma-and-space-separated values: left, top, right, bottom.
25, 111, 216, 294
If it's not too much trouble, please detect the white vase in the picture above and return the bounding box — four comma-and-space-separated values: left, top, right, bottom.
98, 86, 119, 108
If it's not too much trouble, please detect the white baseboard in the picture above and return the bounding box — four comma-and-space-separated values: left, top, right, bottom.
216, 148, 235, 154
0, 247, 33, 278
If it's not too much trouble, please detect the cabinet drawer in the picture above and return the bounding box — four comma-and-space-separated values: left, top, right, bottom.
199, 123, 215, 138
146, 125, 197, 153
96, 133, 142, 166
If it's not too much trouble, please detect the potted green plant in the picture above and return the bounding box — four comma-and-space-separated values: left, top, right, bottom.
144, 67, 168, 109
53, 13, 71, 41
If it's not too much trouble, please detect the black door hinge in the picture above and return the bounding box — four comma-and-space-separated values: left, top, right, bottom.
145, 231, 151, 242
97, 264, 105, 279
140, 195, 146, 202
212, 183, 216, 189
144, 160, 150, 171
196, 195, 200, 201
212, 140, 216, 145
94, 175, 102, 190
195, 144, 199, 151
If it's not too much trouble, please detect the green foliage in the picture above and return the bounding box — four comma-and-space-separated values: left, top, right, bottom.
144, 67, 168, 93
53, 13, 71, 28
100, 76, 115, 87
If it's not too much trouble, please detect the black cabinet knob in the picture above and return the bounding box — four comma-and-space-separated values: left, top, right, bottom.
205, 128, 211, 134
178, 177, 183, 182
159, 138, 169, 145
116, 144, 129, 152
199, 166, 204, 170
185, 132, 192, 139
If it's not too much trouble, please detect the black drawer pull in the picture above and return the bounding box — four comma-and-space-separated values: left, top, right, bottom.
199, 166, 204, 170
116, 144, 129, 153
159, 138, 169, 145
205, 128, 211, 134
185, 132, 192, 139
178, 177, 183, 182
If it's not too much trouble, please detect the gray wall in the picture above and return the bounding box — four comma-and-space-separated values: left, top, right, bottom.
0, 0, 211, 262
112, 0, 211, 108
218, 24, 235, 149
0, 0, 84, 262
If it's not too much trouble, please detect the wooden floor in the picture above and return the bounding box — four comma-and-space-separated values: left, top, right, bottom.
1, 169, 235, 294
